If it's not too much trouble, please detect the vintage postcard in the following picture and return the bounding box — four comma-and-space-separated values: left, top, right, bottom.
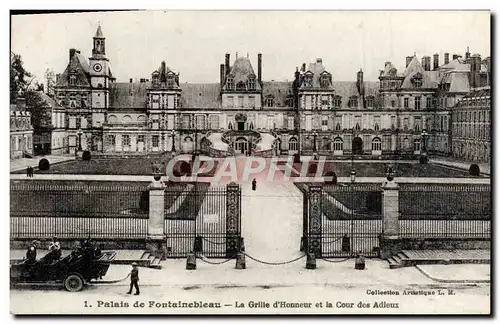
9, 10, 491, 315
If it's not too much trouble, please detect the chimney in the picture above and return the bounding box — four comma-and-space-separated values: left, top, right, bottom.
69, 48, 77, 61
316, 58, 322, 64
301, 63, 306, 72
225, 53, 230, 76
470, 54, 481, 89
220, 64, 225, 89
422, 56, 431, 71
175, 74, 179, 85
433, 53, 439, 70
257, 53, 262, 86
356, 69, 365, 96
406, 56, 413, 67
385, 61, 391, 68
160, 61, 167, 83
465, 46, 471, 61
129, 78, 133, 83
444, 53, 450, 64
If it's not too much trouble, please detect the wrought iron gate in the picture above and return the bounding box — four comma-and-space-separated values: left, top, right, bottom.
303, 184, 382, 258
164, 182, 241, 258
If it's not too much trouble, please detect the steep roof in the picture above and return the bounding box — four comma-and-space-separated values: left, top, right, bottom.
332, 81, 380, 109
180, 83, 221, 109
109, 82, 149, 109
55, 52, 91, 87
38, 91, 59, 108
262, 81, 293, 107
300, 59, 333, 89
224, 57, 262, 91
94, 25, 104, 38
401, 56, 437, 89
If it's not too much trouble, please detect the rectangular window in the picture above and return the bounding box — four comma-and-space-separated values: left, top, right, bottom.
227, 96, 234, 108
210, 115, 220, 129
404, 98, 409, 108
167, 95, 174, 109
249, 96, 255, 108
248, 77, 256, 90
182, 115, 190, 129
391, 100, 396, 108
267, 116, 274, 130
403, 118, 409, 130
138, 135, 145, 142
349, 98, 358, 108
321, 96, 329, 107
366, 98, 374, 108
152, 135, 159, 148
195, 115, 205, 129
415, 97, 421, 110
238, 96, 244, 108
305, 96, 312, 109
122, 135, 130, 147
426, 97, 432, 109
287, 116, 294, 130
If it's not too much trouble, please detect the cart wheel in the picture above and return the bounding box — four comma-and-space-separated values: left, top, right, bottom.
64, 274, 84, 292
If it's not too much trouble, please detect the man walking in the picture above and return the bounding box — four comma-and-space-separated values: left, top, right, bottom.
127, 262, 140, 295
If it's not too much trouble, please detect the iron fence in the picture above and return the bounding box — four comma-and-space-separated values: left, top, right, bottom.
10, 182, 149, 239
399, 183, 491, 238
164, 183, 241, 258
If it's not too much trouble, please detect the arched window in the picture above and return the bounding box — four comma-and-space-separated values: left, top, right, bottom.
372, 137, 382, 151
122, 115, 132, 123
236, 81, 246, 91
137, 115, 147, 122
355, 122, 361, 131
288, 137, 298, 151
333, 137, 343, 151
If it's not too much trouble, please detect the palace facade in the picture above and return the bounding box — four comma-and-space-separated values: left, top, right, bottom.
49, 25, 491, 162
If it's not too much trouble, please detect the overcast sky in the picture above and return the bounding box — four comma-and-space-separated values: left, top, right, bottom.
11, 10, 490, 85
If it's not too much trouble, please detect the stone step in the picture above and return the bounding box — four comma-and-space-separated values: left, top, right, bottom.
389, 249, 490, 269
387, 257, 403, 269
149, 257, 163, 269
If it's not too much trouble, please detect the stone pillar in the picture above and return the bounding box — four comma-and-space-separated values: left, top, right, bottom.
307, 186, 323, 258
225, 182, 241, 258
147, 180, 166, 258
379, 180, 401, 259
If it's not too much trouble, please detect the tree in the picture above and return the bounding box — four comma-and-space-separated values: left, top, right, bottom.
10, 52, 34, 103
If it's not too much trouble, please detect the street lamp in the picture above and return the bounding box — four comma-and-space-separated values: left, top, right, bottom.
77, 128, 83, 151
421, 130, 428, 154
312, 131, 318, 153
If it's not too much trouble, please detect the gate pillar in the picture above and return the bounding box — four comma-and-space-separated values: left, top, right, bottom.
225, 182, 241, 258
380, 180, 401, 259
147, 179, 166, 258
307, 186, 323, 258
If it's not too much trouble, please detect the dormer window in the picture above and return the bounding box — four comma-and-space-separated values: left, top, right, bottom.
265, 96, 274, 107
69, 74, 76, 86
167, 74, 175, 88
411, 73, 423, 88
366, 96, 374, 108
236, 81, 246, 91
227, 76, 234, 90
348, 96, 359, 108
248, 76, 256, 90
333, 95, 342, 108
320, 74, 330, 88
152, 72, 160, 86
303, 73, 313, 87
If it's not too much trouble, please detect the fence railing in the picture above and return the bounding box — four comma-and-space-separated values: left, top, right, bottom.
10, 182, 149, 239
399, 183, 491, 239
164, 184, 237, 258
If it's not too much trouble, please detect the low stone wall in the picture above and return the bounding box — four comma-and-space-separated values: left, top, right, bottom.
379, 236, 490, 259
